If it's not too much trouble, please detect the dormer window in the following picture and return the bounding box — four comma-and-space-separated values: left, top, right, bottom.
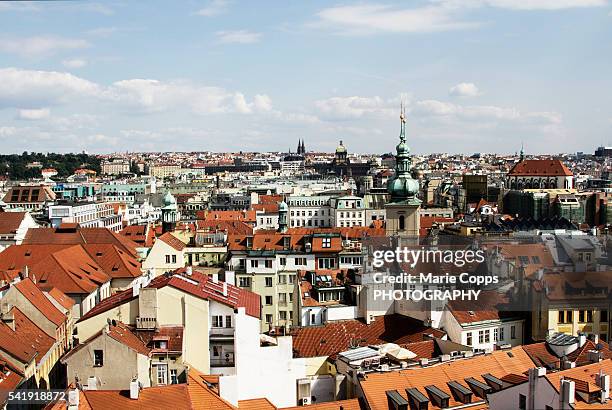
322, 238, 331, 248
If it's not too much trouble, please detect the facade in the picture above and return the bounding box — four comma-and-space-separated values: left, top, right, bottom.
48, 202, 122, 232
332, 196, 366, 227
287, 195, 333, 228
149, 163, 181, 179
0, 211, 39, 251
2, 185, 56, 211
506, 156, 574, 190
101, 158, 131, 176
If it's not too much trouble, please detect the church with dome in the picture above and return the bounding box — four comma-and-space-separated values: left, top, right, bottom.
385, 106, 422, 236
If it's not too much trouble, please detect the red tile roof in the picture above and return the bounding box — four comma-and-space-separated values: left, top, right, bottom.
281, 399, 360, 410
45, 287, 75, 310
187, 367, 236, 409
158, 232, 187, 251
291, 314, 445, 358
198, 210, 256, 223
508, 159, 573, 177
134, 326, 183, 353
79, 268, 261, 322
14, 278, 66, 326
10, 307, 55, 365
22, 226, 139, 257
446, 290, 517, 325
0, 211, 28, 235
82, 244, 142, 279
196, 219, 253, 235
523, 339, 612, 369
120, 224, 155, 247
0, 355, 24, 405
2, 186, 56, 204
83, 384, 193, 410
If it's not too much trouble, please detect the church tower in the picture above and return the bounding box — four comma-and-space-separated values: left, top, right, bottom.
161, 191, 180, 233
385, 104, 421, 236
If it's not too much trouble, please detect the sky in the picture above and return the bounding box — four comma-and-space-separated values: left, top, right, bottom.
0, 0, 610, 155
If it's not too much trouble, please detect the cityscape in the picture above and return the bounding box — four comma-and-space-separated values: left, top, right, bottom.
1, 1, 612, 410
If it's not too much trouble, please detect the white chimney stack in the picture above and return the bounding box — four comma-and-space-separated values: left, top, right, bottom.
130, 380, 139, 400
561, 379, 575, 406
185, 266, 192, 276
597, 371, 610, 401
212, 273, 219, 284
222, 282, 228, 297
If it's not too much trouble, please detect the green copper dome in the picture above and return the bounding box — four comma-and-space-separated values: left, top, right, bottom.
387, 110, 421, 204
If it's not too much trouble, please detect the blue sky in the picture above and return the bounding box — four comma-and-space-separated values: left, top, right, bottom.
0, 0, 610, 154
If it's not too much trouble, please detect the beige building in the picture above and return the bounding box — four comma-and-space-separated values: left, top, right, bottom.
148, 163, 181, 179
101, 158, 130, 176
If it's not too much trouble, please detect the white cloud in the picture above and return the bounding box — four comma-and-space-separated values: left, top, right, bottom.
0, 2, 41, 12
0, 68, 102, 108
314, 1, 606, 35
17, 108, 50, 120
0, 36, 89, 58
314, 96, 397, 120
449, 82, 481, 97
413, 99, 561, 124
196, 0, 231, 16
441, 0, 607, 11
62, 58, 87, 69
314, 4, 478, 35
215, 30, 262, 44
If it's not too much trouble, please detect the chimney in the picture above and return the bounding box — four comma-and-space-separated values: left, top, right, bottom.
596, 371, 610, 402
560, 379, 575, 406
185, 266, 192, 276
212, 273, 219, 284
222, 282, 228, 297
1, 303, 14, 331
588, 350, 602, 363
67, 388, 80, 410
129, 380, 139, 400
578, 333, 587, 348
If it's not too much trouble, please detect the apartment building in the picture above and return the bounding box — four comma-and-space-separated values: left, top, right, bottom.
287, 195, 333, 228
332, 195, 366, 227
101, 158, 131, 176
48, 202, 123, 232
0, 211, 40, 251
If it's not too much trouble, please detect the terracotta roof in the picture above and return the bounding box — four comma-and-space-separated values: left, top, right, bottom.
44, 287, 75, 310
508, 159, 573, 177
82, 244, 142, 279
0, 354, 24, 406
2, 186, 56, 204
11, 307, 55, 365
158, 232, 188, 251
79, 269, 261, 322
0, 212, 28, 234
199, 210, 256, 223
187, 367, 236, 409
22, 226, 139, 257
359, 347, 536, 410
239, 398, 276, 410
523, 339, 612, 369
535, 271, 612, 301
545, 359, 612, 395
291, 314, 445, 358
446, 290, 518, 325
197, 220, 254, 235
281, 399, 360, 410
0, 310, 37, 363
120, 224, 155, 247
83, 384, 193, 410
14, 278, 66, 326
64, 321, 150, 361
134, 326, 184, 353
251, 203, 279, 214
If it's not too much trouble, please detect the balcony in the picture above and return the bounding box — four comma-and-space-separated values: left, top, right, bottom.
136, 316, 157, 330
210, 356, 235, 367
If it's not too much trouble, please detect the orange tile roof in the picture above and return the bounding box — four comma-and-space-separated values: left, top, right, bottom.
11, 307, 55, 365
22, 226, 139, 257
281, 399, 360, 410
360, 347, 536, 410
199, 210, 256, 223
187, 367, 236, 410
83, 244, 142, 279
0, 354, 24, 406
545, 359, 612, 395
508, 159, 573, 177
0, 211, 28, 234
197, 219, 254, 235
45, 287, 75, 310
523, 339, 612, 369
83, 384, 193, 410
158, 232, 187, 251
14, 278, 66, 326
446, 290, 517, 325
239, 398, 276, 410
291, 314, 445, 358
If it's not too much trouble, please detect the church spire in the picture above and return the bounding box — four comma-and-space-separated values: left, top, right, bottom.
520, 142, 524, 162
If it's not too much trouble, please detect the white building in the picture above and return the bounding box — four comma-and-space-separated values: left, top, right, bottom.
332, 195, 366, 228
48, 202, 123, 232
287, 195, 333, 228
0, 211, 40, 251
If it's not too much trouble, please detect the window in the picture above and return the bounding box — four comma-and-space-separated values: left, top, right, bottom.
478, 330, 485, 344
579, 310, 593, 323
265, 277, 273, 287
279, 311, 287, 321
157, 364, 168, 385
94, 350, 104, 367
239, 277, 251, 287
279, 293, 287, 303
499, 327, 505, 341
171, 255, 176, 264
265, 296, 273, 305
511, 325, 517, 339
295, 258, 306, 266
265, 314, 273, 324
466, 332, 472, 345
559, 310, 572, 324
519, 394, 526, 410
289, 274, 296, 284
484, 330, 490, 343
601, 310, 608, 323
212, 316, 223, 327
399, 215, 405, 230
493, 328, 498, 342
225, 315, 232, 328
165, 255, 171, 263
265, 260, 272, 269
280, 257, 287, 266
322, 237, 331, 248
170, 369, 178, 384
250, 260, 259, 268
